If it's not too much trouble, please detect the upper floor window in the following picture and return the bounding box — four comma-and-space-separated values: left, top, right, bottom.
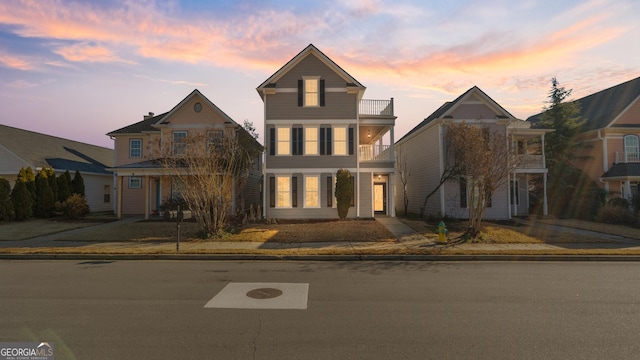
173, 131, 187, 155
298, 77, 325, 107
207, 130, 223, 152
277, 127, 290, 155
624, 135, 639, 156
305, 127, 318, 155
129, 139, 142, 158
304, 77, 319, 107
334, 127, 347, 155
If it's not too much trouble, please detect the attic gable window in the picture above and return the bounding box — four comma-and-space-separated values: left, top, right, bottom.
298, 77, 325, 107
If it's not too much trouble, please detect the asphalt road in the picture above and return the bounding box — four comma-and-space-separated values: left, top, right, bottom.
1, 260, 640, 360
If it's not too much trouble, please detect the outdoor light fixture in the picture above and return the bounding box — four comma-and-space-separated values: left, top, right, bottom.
367, 130, 371, 138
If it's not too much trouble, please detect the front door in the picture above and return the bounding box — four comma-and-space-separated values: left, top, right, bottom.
374, 183, 386, 213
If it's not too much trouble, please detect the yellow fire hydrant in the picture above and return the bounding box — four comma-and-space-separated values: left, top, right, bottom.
437, 221, 448, 244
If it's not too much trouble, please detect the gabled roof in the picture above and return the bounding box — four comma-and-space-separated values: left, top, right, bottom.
256, 44, 365, 99
0, 124, 113, 174
397, 86, 516, 143
527, 76, 640, 131
106, 112, 167, 135
154, 89, 239, 127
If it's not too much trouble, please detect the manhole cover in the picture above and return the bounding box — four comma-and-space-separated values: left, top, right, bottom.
246, 288, 283, 299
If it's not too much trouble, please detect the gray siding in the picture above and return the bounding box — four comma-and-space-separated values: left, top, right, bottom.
276, 54, 351, 88
266, 92, 357, 120
359, 172, 373, 218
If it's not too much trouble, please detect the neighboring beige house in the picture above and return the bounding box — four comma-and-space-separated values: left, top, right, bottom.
256, 44, 396, 219
528, 76, 640, 200
106, 89, 262, 219
396, 86, 552, 219
0, 124, 114, 212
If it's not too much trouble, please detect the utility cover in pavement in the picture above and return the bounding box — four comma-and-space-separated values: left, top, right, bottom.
204, 283, 309, 309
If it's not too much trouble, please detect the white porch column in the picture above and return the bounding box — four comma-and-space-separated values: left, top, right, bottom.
624, 180, 632, 199
389, 173, 395, 217
144, 175, 150, 220
390, 126, 395, 162
543, 173, 549, 216
117, 176, 123, 219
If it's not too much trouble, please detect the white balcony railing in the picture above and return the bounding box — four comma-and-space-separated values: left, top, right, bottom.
360, 144, 392, 161
615, 152, 640, 163
359, 99, 394, 116
513, 154, 544, 169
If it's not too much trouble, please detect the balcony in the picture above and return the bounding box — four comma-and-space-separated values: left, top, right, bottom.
615, 152, 640, 163
359, 99, 394, 117
360, 144, 392, 161
513, 154, 544, 169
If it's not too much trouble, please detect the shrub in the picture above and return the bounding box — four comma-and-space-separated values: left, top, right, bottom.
631, 194, 640, 214
56, 194, 90, 219
607, 197, 629, 208
0, 177, 15, 221
597, 204, 638, 227
335, 169, 353, 220
11, 180, 33, 221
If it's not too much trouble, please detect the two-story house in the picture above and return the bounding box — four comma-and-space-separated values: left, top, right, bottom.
527, 76, 640, 201
396, 86, 552, 219
107, 89, 262, 219
257, 44, 396, 219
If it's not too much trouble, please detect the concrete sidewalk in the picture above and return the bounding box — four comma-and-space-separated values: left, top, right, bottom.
1, 215, 640, 260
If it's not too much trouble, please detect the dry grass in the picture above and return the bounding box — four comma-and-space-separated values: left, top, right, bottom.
54, 219, 395, 243
534, 218, 640, 240
0, 219, 106, 241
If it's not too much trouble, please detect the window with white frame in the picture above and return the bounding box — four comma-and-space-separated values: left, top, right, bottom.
276, 176, 291, 208
129, 177, 142, 189
207, 130, 223, 152
304, 77, 319, 107
129, 139, 142, 158
304, 175, 320, 208
334, 127, 347, 155
305, 127, 318, 155
173, 131, 187, 155
624, 135, 639, 162
277, 127, 290, 155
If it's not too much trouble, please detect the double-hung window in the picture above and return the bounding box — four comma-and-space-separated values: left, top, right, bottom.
624, 135, 639, 162
207, 130, 223, 152
304, 175, 320, 208
304, 77, 319, 107
277, 127, 291, 156
305, 127, 318, 155
333, 126, 347, 155
129, 139, 142, 158
276, 176, 291, 208
173, 131, 187, 155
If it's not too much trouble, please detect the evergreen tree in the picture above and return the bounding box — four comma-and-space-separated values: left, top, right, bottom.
35, 170, 54, 217
335, 169, 353, 220
0, 177, 15, 221
46, 167, 58, 203
71, 170, 85, 196
18, 167, 36, 210
57, 170, 72, 202
534, 77, 586, 171
11, 180, 32, 221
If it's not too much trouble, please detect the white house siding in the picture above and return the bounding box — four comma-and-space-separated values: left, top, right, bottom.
82, 173, 113, 212
395, 125, 442, 216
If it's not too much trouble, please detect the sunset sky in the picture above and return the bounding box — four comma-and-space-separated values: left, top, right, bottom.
1, 0, 638, 148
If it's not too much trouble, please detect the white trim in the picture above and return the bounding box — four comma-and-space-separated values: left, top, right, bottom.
276, 126, 291, 156
304, 126, 319, 156
129, 176, 142, 189
272, 87, 347, 93
302, 76, 320, 107
275, 175, 292, 208
333, 126, 348, 156
267, 119, 356, 125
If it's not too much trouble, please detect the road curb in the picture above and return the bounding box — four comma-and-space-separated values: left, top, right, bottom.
2, 253, 640, 261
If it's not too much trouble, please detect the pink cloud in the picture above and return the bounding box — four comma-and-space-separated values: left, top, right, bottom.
0, 53, 32, 70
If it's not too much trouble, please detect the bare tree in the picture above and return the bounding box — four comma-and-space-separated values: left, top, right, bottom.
446, 122, 518, 236
395, 145, 411, 216
160, 129, 259, 237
